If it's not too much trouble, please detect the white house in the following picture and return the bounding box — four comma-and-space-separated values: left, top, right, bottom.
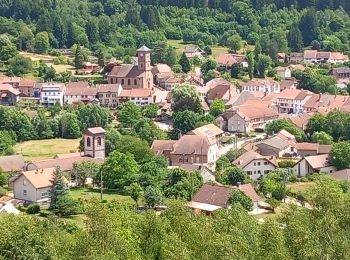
233, 150, 278, 181
293, 154, 336, 177
40, 83, 65, 106
11, 168, 68, 204
275, 67, 291, 79
241, 79, 281, 94
276, 89, 313, 114
64, 81, 97, 105
118, 88, 153, 106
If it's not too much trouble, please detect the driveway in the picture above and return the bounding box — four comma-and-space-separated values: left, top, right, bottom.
219, 133, 266, 156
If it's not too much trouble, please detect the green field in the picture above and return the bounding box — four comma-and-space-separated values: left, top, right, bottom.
287, 182, 315, 195
167, 39, 229, 57
70, 188, 133, 203
14, 138, 80, 161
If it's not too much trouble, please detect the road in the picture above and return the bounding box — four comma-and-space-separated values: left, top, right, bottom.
218, 133, 266, 156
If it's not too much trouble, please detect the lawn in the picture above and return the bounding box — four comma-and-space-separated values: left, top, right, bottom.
167, 39, 229, 57
287, 182, 315, 195
14, 138, 80, 161
70, 187, 133, 203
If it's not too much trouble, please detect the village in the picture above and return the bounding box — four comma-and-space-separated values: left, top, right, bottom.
0, 43, 349, 221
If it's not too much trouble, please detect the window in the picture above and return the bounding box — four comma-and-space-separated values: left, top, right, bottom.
264, 161, 268, 165
97, 137, 102, 146
86, 137, 91, 147
121, 79, 124, 84
23, 179, 27, 186
23, 190, 27, 196
247, 171, 252, 175
128, 79, 131, 85
134, 79, 137, 85
257, 162, 261, 166
41, 191, 48, 197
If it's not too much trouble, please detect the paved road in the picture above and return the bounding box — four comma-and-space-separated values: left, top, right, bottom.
218, 133, 266, 156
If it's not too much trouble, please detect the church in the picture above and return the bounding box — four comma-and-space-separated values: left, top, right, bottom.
107, 46, 154, 89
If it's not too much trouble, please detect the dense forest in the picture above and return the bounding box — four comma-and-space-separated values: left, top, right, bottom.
0, 0, 350, 62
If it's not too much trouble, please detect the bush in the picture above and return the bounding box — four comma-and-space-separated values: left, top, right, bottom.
0, 187, 6, 196
27, 203, 40, 214
288, 174, 297, 183
39, 209, 54, 217
278, 160, 296, 168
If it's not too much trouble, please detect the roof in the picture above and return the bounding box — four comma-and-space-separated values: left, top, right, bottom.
216, 53, 246, 66
241, 79, 278, 87
330, 169, 350, 181
206, 78, 231, 89
275, 66, 290, 72
40, 83, 65, 91
207, 84, 231, 100
191, 183, 232, 207
65, 85, 97, 96
172, 135, 210, 155
28, 156, 103, 172
98, 84, 122, 93
137, 45, 151, 52
152, 64, 172, 75
257, 136, 291, 150
120, 88, 152, 98
191, 123, 224, 138
187, 201, 222, 212
318, 145, 331, 154
85, 127, 106, 135
0, 155, 25, 172
184, 46, 203, 53
151, 140, 177, 154
108, 64, 141, 78
19, 168, 67, 189
233, 150, 277, 168
0, 84, 20, 95
67, 81, 90, 88
285, 114, 311, 129
304, 50, 318, 59
0, 77, 21, 84
229, 104, 278, 121
304, 154, 332, 169
277, 129, 296, 142
201, 101, 210, 111
18, 79, 36, 88
238, 184, 261, 202
277, 89, 312, 100
293, 142, 319, 151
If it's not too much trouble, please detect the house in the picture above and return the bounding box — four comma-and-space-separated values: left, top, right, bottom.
190, 123, 224, 147
0, 155, 25, 172
118, 88, 153, 106
40, 83, 65, 106
277, 53, 286, 63
241, 79, 281, 94
160, 76, 183, 91
276, 89, 313, 114
280, 113, 311, 130
183, 46, 206, 59
206, 84, 239, 105
292, 143, 331, 157
275, 67, 291, 79
0, 77, 21, 88
0, 84, 20, 105
83, 62, 99, 71
304, 50, 349, 64
225, 103, 279, 133
107, 46, 153, 89
332, 67, 350, 79
289, 52, 304, 63
329, 169, 350, 182
18, 79, 37, 97
206, 78, 232, 90
293, 154, 336, 177
234, 150, 278, 181
255, 136, 294, 158
152, 64, 172, 83
11, 167, 68, 203
187, 183, 261, 214
178, 164, 216, 182
216, 53, 248, 70
280, 78, 297, 91
64, 81, 98, 105
289, 64, 306, 72
27, 127, 106, 171
303, 94, 350, 113
97, 84, 123, 107
151, 134, 219, 169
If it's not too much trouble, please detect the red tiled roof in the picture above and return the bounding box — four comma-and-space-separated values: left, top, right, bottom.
192, 183, 232, 207
98, 84, 122, 93
119, 88, 152, 98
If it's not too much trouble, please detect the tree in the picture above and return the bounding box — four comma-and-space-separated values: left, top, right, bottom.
331, 141, 350, 170
266, 119, 306, 141
32, 110, 54, 139
227, 35, 242, 53
71, 161, 100, 187
142, 104, 158, 119
299, 8, 320, 46
231, 63, 243, 79
171, 84, 202, 113
76, 104, 111, 129
288, 23, 303, 52
179, 52, 191, 73
0, 44, 17, 62
306, 112, 327, 135
34, 32, 50, 54
7, 55, 33, 76
117, 101, 142, 129
58, 112, 81, 138
229, 189, 253, 211
96, 46, 106, 67
256, 54, 271, 78
74, 44, 84, 69
104, 128, 121, 155
0, 130, 15, 155
125, 183, 143, 206
38, 62, 56, 81
311, 131, 333, 145
144, 185, 164, 208
247, 52, 255, 79
101, 151, 139, 190
210, 99, 226, 117
0, 170, 7, 187
219, 166, 247, 186
173, 110, 200, 134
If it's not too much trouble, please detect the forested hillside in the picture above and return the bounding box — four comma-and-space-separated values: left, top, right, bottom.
0, 0, 349, 62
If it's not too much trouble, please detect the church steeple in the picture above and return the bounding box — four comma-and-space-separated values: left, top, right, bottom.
137, 45, 151, 72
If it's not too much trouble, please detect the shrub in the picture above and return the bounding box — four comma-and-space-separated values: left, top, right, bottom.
0, 187, 6, 196
27, 203, 41, 214
278, 160, 296, 168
